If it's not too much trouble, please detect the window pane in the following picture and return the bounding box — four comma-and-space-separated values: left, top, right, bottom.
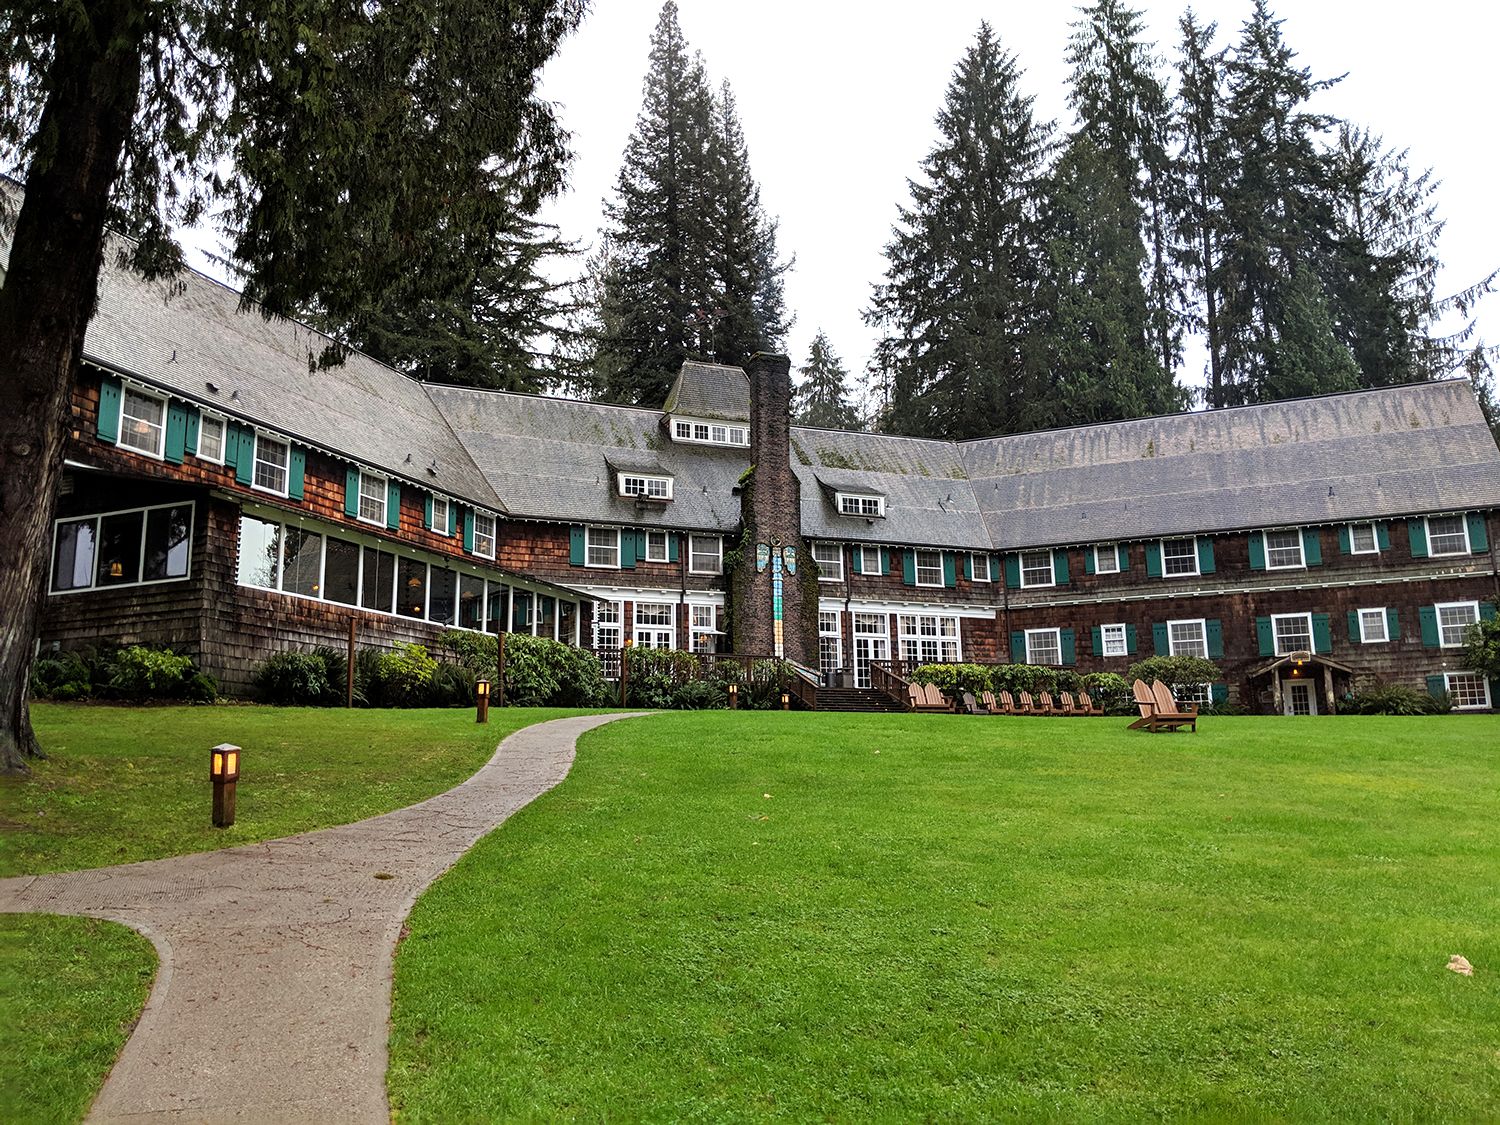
428, 567, 457, 625
487, 583, 508, 633
199, 416, 225, 461
1026, 630, 1060, 665
458, 574, 485, 630
1447, 673, 1490, 709
143, 505, 192, 581
52, 518, 97, 592
1349, 523, 1377, 552
1428, 516, 1467, 555
96, 511, 144, 585
280, 527, 322, 597
691, 536, 721, 574
254, 437, 289, 492
916, 550, 942, 585
1358, 608, 1386, 642
586, 527, 618, 567
397, 558, 426, 618
512, 590, 533, 629
1438, 603, 1478, 647
1162, 539, 1197, 575
474, 514, 496, 557
362, 547, 395, 612
1170, 621, 1208, 657
1094, 546, 1119, 574
1020, 550, 1051, 586
1101, 623, 1127, 657
1272, 615, 1312, 655
119, 389, 165, 454
324, 537, 360, 605
358, 474, 386, 522
237, 515, 280, 588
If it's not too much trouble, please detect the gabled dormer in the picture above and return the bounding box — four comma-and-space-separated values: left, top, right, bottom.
662, 361, 750, 447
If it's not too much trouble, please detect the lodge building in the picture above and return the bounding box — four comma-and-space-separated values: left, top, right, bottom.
33, 232, 1500, 713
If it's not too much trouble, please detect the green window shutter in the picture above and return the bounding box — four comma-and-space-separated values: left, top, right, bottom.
1346, 610, 1360, 642
1467, 513, 1489, 552
902, 549, 916, 586
1376, 522, 1392, 551
1116, 544, 1130, 572
1302, 528, 1322, 566
942, 552, 957, 588
1481, 602, 1498, 622
1419, 605, 1439, 647
1060, 628, 1076, 666
1426, 674, 1447, 700
1206, 619, 1224, 660
621, 529, 638, 569
852, 548, 863, 575
1211, 682, 1229, 705
184, 407, 200, 455
1386, 608, 1399, 640
1152, 622, 1169, 656
1312, 613, 1332, 655
1256, 616, 1273, 656
97, 376, 122, 442
1003, 554, 1021, 588
962, 553, 972, 581
1197, 537, 1216, 574
1010, 631, 1026, 661
1408, 520, 1428, 558
164, 402, 188, 464
668, 533, 679, 563
463, 509, 475, 553
1146, 542, 1162, 577
385, 482, 401, 530
1248, 532, 1265, 570
1053, 549, 1070, 585
233, 426, 253, 486
1091, 625, 1103, 653
569, 526, 585, 566
1126, 624, 1139, 655
344, 469, 360, 517
1085, 548, 1096, 576
287, 447, 305, 500
424, 495, 434, 530
1338, 525, 1351, 555
449, 504, 459, 536
881, 548, 892, 575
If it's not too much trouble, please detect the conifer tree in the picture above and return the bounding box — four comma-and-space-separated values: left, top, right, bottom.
794, 331, 861, 430
867, 23, 1054, 440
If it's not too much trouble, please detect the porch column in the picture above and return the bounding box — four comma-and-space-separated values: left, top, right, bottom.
1271, 673, 1283, 715
1322, 664, 1335, 714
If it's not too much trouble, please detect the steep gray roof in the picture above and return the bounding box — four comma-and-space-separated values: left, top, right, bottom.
960, 379, 1500, 549
662, 362, 750, 420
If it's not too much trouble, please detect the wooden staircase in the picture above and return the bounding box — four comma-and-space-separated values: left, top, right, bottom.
816, 686, 908, 714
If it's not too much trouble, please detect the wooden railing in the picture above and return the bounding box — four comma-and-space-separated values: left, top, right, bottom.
608, 647, 823, 709
869, 659, 912, 709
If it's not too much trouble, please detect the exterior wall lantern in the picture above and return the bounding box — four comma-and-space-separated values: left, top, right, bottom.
476, 677, 491, 724
210, 743, 241, 827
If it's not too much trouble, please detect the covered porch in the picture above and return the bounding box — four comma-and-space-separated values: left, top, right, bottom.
1246, 652, 1357, 716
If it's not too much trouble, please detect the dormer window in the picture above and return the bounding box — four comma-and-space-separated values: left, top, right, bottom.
670, 417, 749, 447
619, 473, 673, 501
836, 492, 885, 518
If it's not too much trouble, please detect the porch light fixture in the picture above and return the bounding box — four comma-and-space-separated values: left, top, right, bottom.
210, 743, 241, 828
476, 677, 491, 724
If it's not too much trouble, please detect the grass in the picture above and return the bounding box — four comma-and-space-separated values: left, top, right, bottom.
0, 915, 156, 1124
0, 703, 606, 877
389, 712, 1500, 1121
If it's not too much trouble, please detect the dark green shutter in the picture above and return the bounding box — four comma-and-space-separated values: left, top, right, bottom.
1376, 522, 1391, 551
344, 468, 360, 517
621, 529, 637, 569
1091, 625, 1103, 653
1312, 614, 1332, 655
463, 510, 475, 553
1197, 538, 1216, 574
1146, 542, 1162, 577
962, 553, 972, 581
1338, 525, 1351, 555
942, 552, 957, 588
449, 503, 459, 536
1206, 619, 1224, 659
1117, 544, 1130, 572
1302, 528, 1322, 566
1152, 622, 1169, 655
569, 526, 585, 566
1003, 554, 1021, 588
184, 407, 200, 455
1126, 624, 1139, 655
902, 549, 916, 586
424, 495, 434, 530
1468, 513, 1489, 552
1419, 605, 1439, 647
1426, 674, 1447, 700
386, 481, 401, 530
881, 548, 891, 575
668, 533, 679, 563
97, 376, 122, 442
1211, 682, 1228, 705
1010, 631, 1026, 661
1060, 628, 1076, 666
233, 425, 252, 485
1408, 520, 1428, 558
1386, 608, 1399, 640
1085, 548, 1096, 575
1347, 610, 1361, 642
1256, 616, 1273, 656
1053, 549, 1070, 585
852, 547, 863, 575
287, 447, 305, 500
164, 402, 188, 464
1248, 532, 1266, 570
1482, 603, 1498, 622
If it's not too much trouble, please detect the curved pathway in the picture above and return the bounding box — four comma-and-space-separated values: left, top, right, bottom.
0, 711, 647, 1123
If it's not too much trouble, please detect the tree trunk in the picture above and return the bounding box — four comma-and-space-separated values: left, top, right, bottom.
0, 1, 146, 775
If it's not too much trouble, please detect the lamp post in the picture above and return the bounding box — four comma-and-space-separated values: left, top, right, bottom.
210, 743, 241, 828
476, 678, 491, 724
727, 682, 739, 710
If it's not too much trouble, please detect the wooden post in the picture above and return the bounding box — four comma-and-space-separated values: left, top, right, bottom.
496, 632, 507, 708
1271, 673, 1283, 715
346, 617, 357, 708
1322, 664, 1335, 715
619, 643, 629, 707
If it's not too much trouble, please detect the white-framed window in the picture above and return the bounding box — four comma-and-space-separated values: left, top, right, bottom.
689, 603, 722, 654
689, 534, 722, 575
1161, 537, 1199, 577
645, 530, 669, 563
633, 601, 675, 649
1178, 683, 1213, 705
970, 553, 992, 583
1168, 619, 1209, 658
836, 492, 885, 518
671, 418, 749, 447
914, 549, 943, 587
1094, 545, 1120, 575
1019, 550, 1054, 588
594, 599, 622, 651
472, 512, 496, 560
812, 541, 843, 582
197, 413, 226, 464
252, 433, 290, 495
619, 473, 672, 501
818, 610, 842, 679
1024, 628, 1062, 666
1357, 608, 1389, 643
357, 470, 387, 525
1445, 672, 1492, 710
586, 526, 620, 568
728, 425, 748, 445
430, 496, 450, 534
1427, 515, 1470, 556
1272, 613, 1314, 656
900, 614, 961, 665
1100, 622, 1129, 658
50, 502, 194, 593
859, 545, 881, 575
118, 387, 167, 457
1348, 522, 1379, 554
1436, 601, 1480, 648
1264, 528, 1305, 569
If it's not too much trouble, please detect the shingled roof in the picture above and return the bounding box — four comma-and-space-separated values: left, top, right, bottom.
662, 362, 750, 421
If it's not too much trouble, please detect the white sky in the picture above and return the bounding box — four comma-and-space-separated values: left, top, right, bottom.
537, 1, 1500, 399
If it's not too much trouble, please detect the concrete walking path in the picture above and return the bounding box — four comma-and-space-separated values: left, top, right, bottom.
0, 711, 647, 1123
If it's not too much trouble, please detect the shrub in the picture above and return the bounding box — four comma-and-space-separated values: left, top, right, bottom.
505, 634, 611, 707
1127, 655, 1220, 695
184, 671, 220, 704
441, 630, 499, 679
106, 645, 196, 700
374, 643, 439, 708
1340, 680, 1442, 716
670, 678, 726, 710
428, 661, 474, 708
910, 663, 992, 697
990, 664, 1058, 696
551, 643, 611, 707
255, 651, 333, 705
1463, 615, 1500, 681
1081, 672, 1133, 715
32, 651, 93, 701
625, 647, 698, 709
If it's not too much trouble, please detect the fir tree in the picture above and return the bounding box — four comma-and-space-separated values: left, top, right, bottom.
794, 331, 861, 430
867, 23, 1055, 440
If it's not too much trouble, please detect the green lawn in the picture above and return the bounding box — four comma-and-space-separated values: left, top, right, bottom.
389, 712, 1500, 1121
0, 703, 607, 876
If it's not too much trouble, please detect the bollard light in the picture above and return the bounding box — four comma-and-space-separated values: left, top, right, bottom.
476, 677, 491, 724
727, 682, 739, 710
780, 691, 790, 711
210, 743, 241, 827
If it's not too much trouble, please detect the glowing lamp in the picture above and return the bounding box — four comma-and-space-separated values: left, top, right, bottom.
780, 691, 790, 711
209, 742, 241, 827
476, 678, 491, 724
109, 560, 124, 578
727, 682, 739, 710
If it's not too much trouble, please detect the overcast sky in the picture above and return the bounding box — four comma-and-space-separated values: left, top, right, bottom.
537, 1, 1499, 401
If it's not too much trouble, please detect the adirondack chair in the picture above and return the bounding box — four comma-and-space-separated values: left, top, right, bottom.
960, 690, 984, 715
996, 690, 1019, 715
909, 682, 952, 713
1128, 678, 1196, 732
1017, 691, 1040, 715
1056, 691, 1080, 716
1035, 691, 1062, 716
1076, 691, 1105, 716
1151, 680, 1199, 732
979, 690, 1002, 714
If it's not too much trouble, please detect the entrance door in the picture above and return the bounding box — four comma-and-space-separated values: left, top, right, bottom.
1283, 680, 1317, 716
852, 612, 889, 689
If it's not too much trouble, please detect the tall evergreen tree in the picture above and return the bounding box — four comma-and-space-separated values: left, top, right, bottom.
867, 23, 1055, 440
794, 331, 861, 430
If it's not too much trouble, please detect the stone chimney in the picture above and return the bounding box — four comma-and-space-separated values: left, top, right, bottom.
732, 353, 813, 664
